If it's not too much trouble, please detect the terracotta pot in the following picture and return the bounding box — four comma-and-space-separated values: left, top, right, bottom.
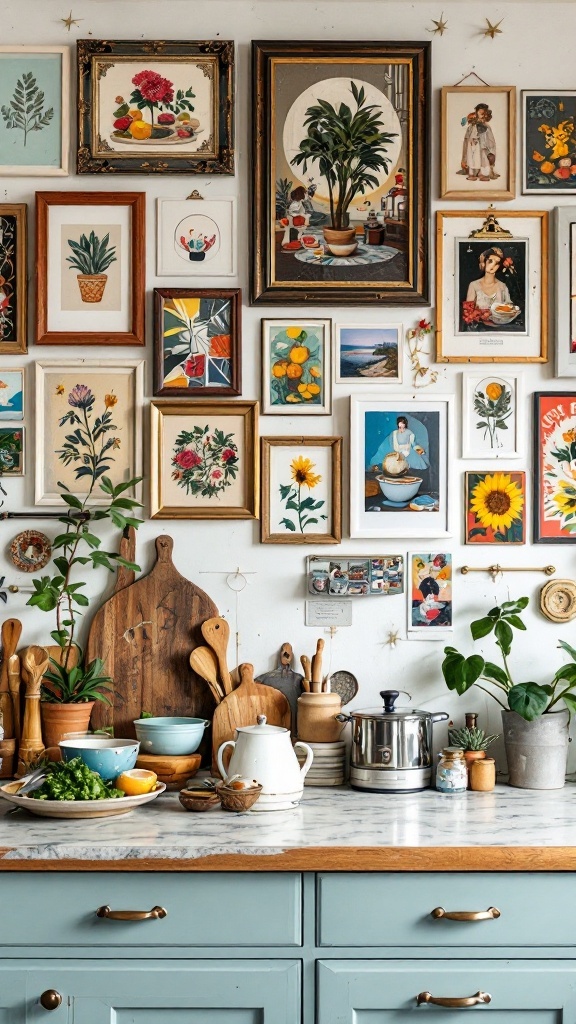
77, 274, 107, 303
463, 749, 486, 789
323, 226, 357, 246
40, 701, 95, 748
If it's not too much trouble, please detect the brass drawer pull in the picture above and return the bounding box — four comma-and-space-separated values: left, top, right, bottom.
96, 905, 167, 921
40, 990, 62, 1011
417, 991, 492, 1008
431, 906, 501, 922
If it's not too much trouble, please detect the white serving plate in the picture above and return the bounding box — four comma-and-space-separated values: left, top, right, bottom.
0, 781, 166, 819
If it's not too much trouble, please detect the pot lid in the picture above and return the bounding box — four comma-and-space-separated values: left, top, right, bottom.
352, 689, 434, 720
235, 714, 288, 736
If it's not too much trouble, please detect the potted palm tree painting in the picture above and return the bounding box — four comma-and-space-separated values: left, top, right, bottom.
66, 231, 117, 303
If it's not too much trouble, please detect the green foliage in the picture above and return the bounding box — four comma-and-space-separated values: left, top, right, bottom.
448, 726, 500, 751
1, 71, 53, 146
66, 232, 117, 276
41, 648, 113, 705
275, 177, 293, 218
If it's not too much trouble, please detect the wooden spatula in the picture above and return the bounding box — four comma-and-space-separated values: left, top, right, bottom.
211, 662, 291, 775
0, 618, 22, 738
201, 617, 233, 695
189, 646, 224, 705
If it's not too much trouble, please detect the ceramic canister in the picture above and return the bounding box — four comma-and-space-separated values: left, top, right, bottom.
297, 692, 343, 743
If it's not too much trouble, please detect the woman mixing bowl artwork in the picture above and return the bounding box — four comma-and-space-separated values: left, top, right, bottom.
365, 411, 439, 512
370, 416, 429, 472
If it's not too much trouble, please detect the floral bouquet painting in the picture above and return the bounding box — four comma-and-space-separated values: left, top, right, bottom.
110, 68, 201, 146
171, 424, 239, 499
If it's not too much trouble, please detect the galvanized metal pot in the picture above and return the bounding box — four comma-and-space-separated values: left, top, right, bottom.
501, 709, 569, 790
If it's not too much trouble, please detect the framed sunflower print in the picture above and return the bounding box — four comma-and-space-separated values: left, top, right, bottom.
35, 191, 145, 346
77, 39, 234, 175
35, 360, 144, 506
436, 210, 548, 363
154, 288, 241, 398
0, 45, 69, 176
440, 85, 516, 201
251, 40, 430, 306
261, 436, 342, 544
533, 391, 576, 543
262, 319, 331, 414
465, 471, 526, 545
150, 400, 258, 520
462, 372, 522, 459
0, 204, 27, 354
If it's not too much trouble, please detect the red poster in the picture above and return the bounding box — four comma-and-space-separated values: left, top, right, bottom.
535, 392, 576, 542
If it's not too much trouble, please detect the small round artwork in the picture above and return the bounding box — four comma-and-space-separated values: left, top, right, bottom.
174, 214, 221, 265
540, 579, 576, 623
9, 531, 51, 573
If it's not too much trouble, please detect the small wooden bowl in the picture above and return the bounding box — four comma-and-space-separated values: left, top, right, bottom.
218, 783, 263, 813
179, 788, 220, 812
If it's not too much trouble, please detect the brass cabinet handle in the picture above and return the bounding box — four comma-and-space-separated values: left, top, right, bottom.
96, 904, 167, 921
40, 990, 62, 1011
431, 906, 501, 922
417, 991, 492, 1008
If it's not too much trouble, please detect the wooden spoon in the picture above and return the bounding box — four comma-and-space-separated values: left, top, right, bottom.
17, 645, 49, 777
189, 646, 224, 705
0, 618, 22, 738
7, 654, 21, 743
201, 617, 233, 695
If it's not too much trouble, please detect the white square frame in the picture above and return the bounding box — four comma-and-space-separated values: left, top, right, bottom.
461, 371, 523, 459
0, 46, 69, 176
555, 206, 576, 377
334, 323, 403, 385
156, 197, 237, 277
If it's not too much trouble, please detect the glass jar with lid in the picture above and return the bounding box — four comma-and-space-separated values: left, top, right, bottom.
436, 746, 467, 794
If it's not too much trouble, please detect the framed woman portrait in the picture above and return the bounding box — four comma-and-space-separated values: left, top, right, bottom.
440, 86, 516, 201
436, 210, 548, 363
350, 395, 453, 539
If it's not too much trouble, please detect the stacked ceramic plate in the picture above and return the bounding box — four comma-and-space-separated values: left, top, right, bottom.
297, 740, 346, 787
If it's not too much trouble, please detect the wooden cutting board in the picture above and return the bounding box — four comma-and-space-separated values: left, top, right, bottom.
255, 643, 303, 735
212, 662, 291, 775
86, 534, 218, 747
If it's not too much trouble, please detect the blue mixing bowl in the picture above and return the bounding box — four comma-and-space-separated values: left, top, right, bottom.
59, 737, 140, 780
134, 717, 209, 755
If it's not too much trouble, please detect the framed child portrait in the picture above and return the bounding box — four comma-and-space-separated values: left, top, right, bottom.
440, 85, 516, 201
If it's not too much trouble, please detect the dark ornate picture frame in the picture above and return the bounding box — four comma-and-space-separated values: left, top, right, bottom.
0, 204, 27, 355
77, 39, 234, 175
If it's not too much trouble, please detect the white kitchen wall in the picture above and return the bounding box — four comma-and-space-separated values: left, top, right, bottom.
3, 0, 576, 767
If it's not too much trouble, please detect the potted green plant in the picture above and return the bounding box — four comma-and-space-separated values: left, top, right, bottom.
442, 597, 576, 790
27, 382, 142, 746
290, 81, 397, 253
66, 230, 117, 303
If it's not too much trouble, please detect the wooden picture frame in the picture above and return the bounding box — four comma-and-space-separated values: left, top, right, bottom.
156, 197, 236, 277
440, 86, 516, 201
261, 436, 342, 544
154, 287, 241, 398
436, 210, 548, 363
522, 91, 576, 195
251, 40, 430, 306
35, 191, 145, 346
0, 45, 69, 177
0, 204, 27, 354
465, 470, 526, 545
533, 391, 576, 544
77, 39, 234, 175
461, 371, 523, 460
555, 207, 576, 377
150, 400, 259, 520
261, 318, 331, 415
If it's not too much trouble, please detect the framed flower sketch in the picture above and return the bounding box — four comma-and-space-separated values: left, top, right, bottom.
156, 197, 236, 277
35, 191, 145, 346
0, 427, 24, 475
522, 91, 576, 194
77, 39, 234, 175
35, 360, 144, 506
335, 324, 402, 384
261, 436, 342, 544
0, 204, 27, 354
150, 400, 258, 520
408, 552, 453, 639
262, 319, 331, 415
251, 40, 430, 306
440, 86, 516, 200
350, 395, 452, 539
0, 368, 24, 421
436, 210, 548, 363
465, 471, 526, 545
533, 391, 576, 544
555, 207, 576, 377
0, 46, 69, 176
462, 372, 522, 459
154, 288, 241, 398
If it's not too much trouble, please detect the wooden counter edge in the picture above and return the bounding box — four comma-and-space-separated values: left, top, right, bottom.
2, 846, 576, 871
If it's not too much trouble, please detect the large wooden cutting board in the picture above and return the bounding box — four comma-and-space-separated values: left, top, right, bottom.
86, 534, 218, 746
212, 663, 291, 775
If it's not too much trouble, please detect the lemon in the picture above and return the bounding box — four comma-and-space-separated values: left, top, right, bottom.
129, 120, 153, 141
286, 326, 305, 340
116, 768, 157, 796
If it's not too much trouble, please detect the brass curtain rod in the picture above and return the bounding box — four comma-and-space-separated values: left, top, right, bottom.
461, 564, 556, 579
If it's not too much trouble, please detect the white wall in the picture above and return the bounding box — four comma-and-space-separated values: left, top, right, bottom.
3, 0, 576, 768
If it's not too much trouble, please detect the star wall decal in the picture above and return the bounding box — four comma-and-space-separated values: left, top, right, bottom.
483, 18, 504, 38
61, 10, 83, 31
429, 13, 448, 36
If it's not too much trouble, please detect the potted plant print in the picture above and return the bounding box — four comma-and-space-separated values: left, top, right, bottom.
279, 456, 327, 534
441, 597, 576, 789
66, 231, 117, 303
27, 383, 142, 745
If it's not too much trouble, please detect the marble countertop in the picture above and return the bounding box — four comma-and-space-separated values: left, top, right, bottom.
1, 783, 576, 870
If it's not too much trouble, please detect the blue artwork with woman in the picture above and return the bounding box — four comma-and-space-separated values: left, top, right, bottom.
364, 410, 440, 511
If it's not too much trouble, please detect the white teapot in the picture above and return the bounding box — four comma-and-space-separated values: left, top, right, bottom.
217, 715, 313, 811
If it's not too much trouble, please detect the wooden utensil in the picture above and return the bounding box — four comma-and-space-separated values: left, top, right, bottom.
211, 662, 291, 775
7, 654, 21, 743
189, 646, 224, 705
0, 618, 22, 739
256, 643, 304, 734
311, 638, 324, 694
17, 645, 49, 777
201, 617, 233, 695
86, 535, 218, 752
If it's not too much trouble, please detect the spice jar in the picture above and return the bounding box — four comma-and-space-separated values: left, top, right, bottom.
436, 747, 467, 794
469, 756, 496, 792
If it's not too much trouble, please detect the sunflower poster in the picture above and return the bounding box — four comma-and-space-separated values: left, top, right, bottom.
465, 471, 526, 544
534, 391, 576, 543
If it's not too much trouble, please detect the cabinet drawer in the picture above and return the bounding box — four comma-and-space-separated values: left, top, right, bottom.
318, 872, 572, 947
0, 872, 302, 948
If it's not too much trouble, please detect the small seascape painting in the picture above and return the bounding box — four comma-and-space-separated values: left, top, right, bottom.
409, 552, 452, 637
0, 369, 24, 420
262, 319, 330, 414
465, 471, 526, 545
336, 324, 402, 384
462, 372, 521, 459
0, 427, 24, 475
154, 288, 241, 398
523, 91, 576, 194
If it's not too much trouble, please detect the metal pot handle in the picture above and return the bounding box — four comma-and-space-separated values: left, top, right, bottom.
431, 712, 449, 724
335, 713, 352, 724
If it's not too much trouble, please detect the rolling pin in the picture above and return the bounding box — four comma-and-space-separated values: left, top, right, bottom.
310, 639, 325, 694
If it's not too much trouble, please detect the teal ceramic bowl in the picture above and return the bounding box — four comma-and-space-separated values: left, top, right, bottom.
59, 737, 140, 780
134, 717, 209, 756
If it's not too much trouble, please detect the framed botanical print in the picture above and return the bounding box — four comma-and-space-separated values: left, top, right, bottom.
0, 204, 27, 354
555, 207, 576, 377
0, 368, 24, 421
262, 319, 331, 414
440, 86, 516, 200
335, 324, 402, 384
35, 360, 144, 506
436, 210, 548, 363
465, 471, 526, 545
350, 395, 452, 539
252, 40, 430, 306
77, 39, 234, 175
35, 191, 145, 346
150, 400, 258, 520
156, 197, 236, 277
261, 436, 342, 544
154, 288, 241, 398
533, 391, 576, 544
462, 372, 522, 459
0, 427, 24, 475
523, 91, 576, 194
0, 46, 69, 176
408, 552, 453, 639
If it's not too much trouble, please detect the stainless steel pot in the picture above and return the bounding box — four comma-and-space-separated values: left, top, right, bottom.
338, 689, 448, 792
